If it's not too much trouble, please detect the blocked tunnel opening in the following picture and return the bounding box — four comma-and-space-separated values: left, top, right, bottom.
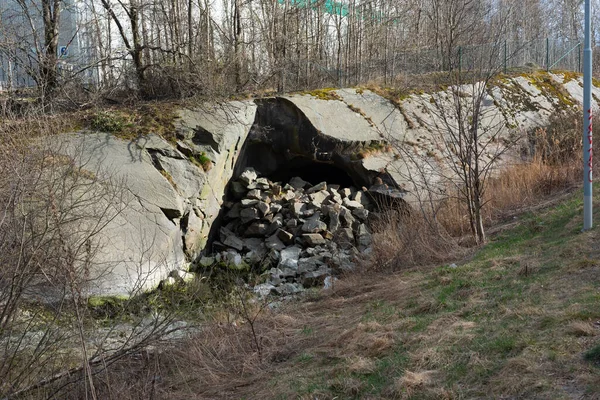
239, 142, 357, 188
203, 97, 405, 256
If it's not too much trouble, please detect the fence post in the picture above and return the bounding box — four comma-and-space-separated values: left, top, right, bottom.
504, 41, 507, 74
546, 37, 550, 72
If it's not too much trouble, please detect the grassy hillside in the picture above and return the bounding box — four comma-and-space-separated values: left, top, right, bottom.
151, 186, 600, 400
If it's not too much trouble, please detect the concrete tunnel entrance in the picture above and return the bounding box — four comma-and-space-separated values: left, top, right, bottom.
235, 141, 356, 189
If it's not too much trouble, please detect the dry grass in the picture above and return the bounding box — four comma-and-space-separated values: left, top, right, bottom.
392, 370, 438, 398
345, 356, 376, 374
368, 209, 462, 271
88, 146, 597, 399
569, 321, 598, 337
44, 192, 600, 399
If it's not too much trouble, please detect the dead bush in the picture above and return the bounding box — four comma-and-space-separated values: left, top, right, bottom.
368, 209, 460, 271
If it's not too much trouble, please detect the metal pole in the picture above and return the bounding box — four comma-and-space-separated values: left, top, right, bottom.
584, 0, 593, 230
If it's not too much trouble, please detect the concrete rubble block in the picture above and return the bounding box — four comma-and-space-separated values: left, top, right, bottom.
240, 207, 260, 223
352, 190, 363, 203
222, 250, 243, 268
289, 176, 309, 190
328, 209, 341, 232
292, 202, 308, 218
302, 266, 331, 287
225, 203, 242, 220
257, 201, 271, 216
302, 213, 327, 233
269, 267, 283, 278
298, 257, 325, 274
277, 229, 295, 245
302, 208, 315, 218
239, 168, 258, 187
170, 269, 195, 283
335, 227, 355, 250
275, 282, 303, 296
264, 249, 281, 268
306, 181, 327, 194
340, 188, 352, 198
279, 245, 302, 270
244, 250, 263, 265
339, 206, 355, 227
224, 220, 240, 233
342, 197, 364, 210
254, 283, 276, 297
310, 190, 330, 208
271, 184, 282, 196
280, 267, 297, 278
256, 177, 270, 190
223, 234, 244, 251
266, 219, 284, 236
302, 233, 327, 247
265, 234, 286, 251
243, 237, 267, 254
219, 226, 235, 242
352, 208, 369, 222
260, 192, 272, 203
230, 181, 247, 199
247, 189, 262, 200
284, 190, 297, 201
270, 276, 283, 286
356, 223, 373, 250
273, 212, 285, 224
244, 222, 269, 237
184, 210, 205, 259
241, 198, 259, 207
359, 193, 373, 208
330, 191, 343, 204
332, 251, 356, 271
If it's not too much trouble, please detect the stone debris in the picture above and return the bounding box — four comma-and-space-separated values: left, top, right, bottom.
200, 168, 374, 296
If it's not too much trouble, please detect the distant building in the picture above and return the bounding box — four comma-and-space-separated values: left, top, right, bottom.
0, 0, 87, 90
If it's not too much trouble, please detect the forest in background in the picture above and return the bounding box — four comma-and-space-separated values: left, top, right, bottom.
1, 0, 599, 101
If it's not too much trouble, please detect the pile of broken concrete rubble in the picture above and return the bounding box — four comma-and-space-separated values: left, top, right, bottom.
198, 168, 374, 296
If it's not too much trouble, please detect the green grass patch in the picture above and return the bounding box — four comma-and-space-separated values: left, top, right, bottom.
584, 344, 600, 366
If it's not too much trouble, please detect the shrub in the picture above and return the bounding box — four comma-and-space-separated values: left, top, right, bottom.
89, 110, 129, 133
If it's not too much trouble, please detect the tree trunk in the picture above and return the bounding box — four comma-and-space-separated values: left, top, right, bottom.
41, 0, 61, 96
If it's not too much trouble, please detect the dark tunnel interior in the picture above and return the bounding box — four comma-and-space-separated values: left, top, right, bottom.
266, 157, 355, 188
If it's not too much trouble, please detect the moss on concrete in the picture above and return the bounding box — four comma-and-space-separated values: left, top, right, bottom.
300, 88, 341, 101
86, 103, 178, 142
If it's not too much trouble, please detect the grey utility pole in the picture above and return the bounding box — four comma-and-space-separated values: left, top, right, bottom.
583, 0, 593, 231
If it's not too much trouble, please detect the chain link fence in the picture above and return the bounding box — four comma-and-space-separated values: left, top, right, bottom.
279, 38, 586, 91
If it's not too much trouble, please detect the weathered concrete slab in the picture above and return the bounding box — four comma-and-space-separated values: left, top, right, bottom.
176, 100, 257, 255
283, 94, 382, 142
57, 132, 186, 296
